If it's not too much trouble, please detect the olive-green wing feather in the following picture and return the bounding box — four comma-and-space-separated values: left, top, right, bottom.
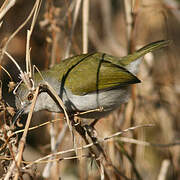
49, 53, 140, 95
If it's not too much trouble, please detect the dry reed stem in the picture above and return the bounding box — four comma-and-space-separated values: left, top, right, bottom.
39, 81, 74, 178
80, 1, 89, 178
4, 51, 24, 77
32, 65, 70, 177
26, 0, 42, 78
0, 65, 13, 81
13, 118, 64, 135
82, 0, 89, 54
157, 159, 170, 180
124, 0, 138, 178
124, 0, 133, 49
64, 0, 82, 58
0, 0, 16, 22
13, 87, 40, 180
43, 82, 71, 134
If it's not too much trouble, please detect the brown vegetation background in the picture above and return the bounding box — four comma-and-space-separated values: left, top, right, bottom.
0, 0, 179, 179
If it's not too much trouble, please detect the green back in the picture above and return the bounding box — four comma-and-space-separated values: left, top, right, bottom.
38, 53, 140, 95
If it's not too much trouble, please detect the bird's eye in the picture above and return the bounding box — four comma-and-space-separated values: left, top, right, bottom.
27, 93, 34, 101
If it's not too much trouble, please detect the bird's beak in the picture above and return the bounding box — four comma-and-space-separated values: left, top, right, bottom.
12, 108, 24, 125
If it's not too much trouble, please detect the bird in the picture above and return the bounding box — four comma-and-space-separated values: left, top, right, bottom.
14, 40, 169, 121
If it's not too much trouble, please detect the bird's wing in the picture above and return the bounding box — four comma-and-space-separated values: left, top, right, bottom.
53, 52, 140, 96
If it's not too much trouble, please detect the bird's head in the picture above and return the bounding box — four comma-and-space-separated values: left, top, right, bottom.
12, 77, 38, 123
13, 74, 61, 123
15, 81, 36, 114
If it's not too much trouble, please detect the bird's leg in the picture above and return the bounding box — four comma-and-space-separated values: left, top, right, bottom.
73, 112, 107, 159
84, 123, 107, 160
71, 117, 86, 139
86, 117, 108, 158
89, 118, 99, 127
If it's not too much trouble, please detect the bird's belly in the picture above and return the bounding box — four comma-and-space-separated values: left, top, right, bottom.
64, 86, 131, 118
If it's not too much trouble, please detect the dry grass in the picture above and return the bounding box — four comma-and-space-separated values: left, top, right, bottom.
0, 0, 179, 179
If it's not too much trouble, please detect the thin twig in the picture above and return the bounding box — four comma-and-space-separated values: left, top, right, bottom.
5, 51, 33, 92
118, 137, 180, 148
14, 119, 64, 135
157, 159, 170, 180
43, 82, 71, 132
0, 1, 37, 64
0, 65, 13, 81
0, 0, 16, 22
41, 82, 74, 155
0, 118, 64, 153
23, 124, 155, 169
23, 137, 179, 170
13, 87, 40, 180
4, 51, 24, 76
74, 107, 103, 116
26, 0, 42, 78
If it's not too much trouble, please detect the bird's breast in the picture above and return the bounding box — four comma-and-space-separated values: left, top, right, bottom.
62, 86, 131, 118
33, 77, 131, 119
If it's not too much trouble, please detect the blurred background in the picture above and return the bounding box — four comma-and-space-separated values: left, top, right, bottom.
0, 0, 179, 179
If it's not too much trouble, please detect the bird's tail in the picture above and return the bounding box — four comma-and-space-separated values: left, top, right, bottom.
119, 40, 171, 66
